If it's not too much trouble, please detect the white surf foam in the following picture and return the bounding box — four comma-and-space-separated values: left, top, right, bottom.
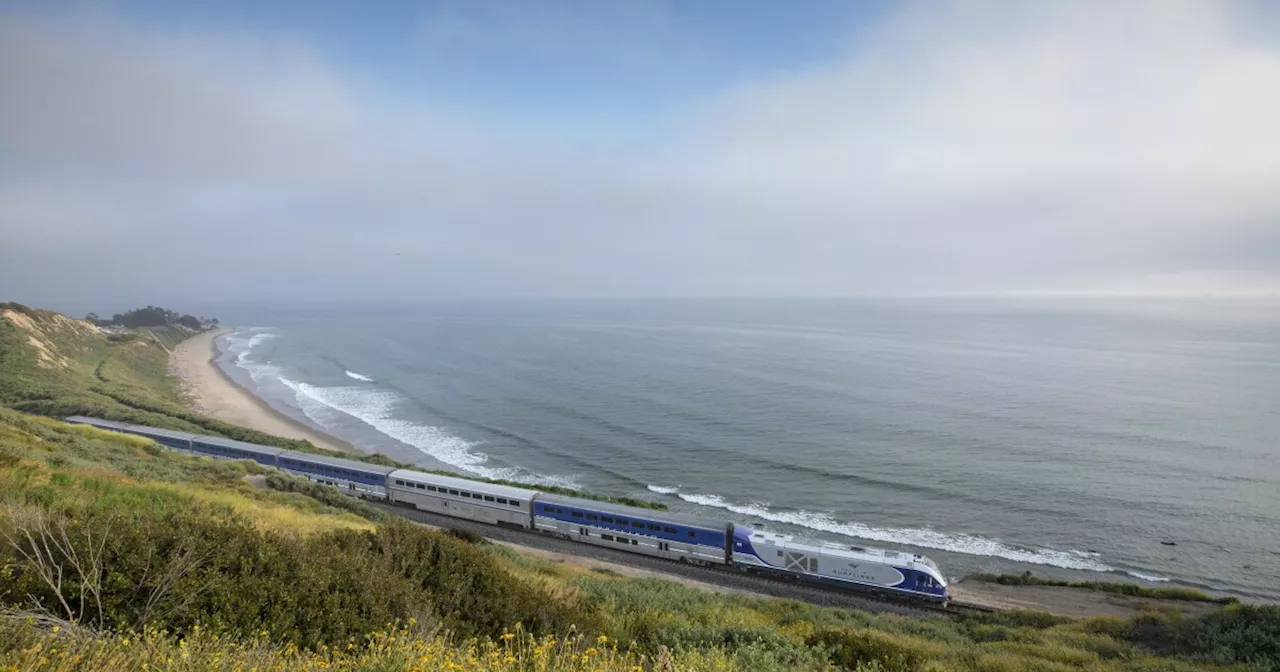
278, 377, 575, 488
235, 331, 278, 365
1126, 571, 1172, 582
646, 484, 680, 495
345, 370, 375, 382
654, 487, 1116, 573
226, 330, 282, 384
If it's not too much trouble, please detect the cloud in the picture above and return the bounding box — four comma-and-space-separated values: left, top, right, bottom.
1, 1, 1278, 310
682, 0, 1280, 293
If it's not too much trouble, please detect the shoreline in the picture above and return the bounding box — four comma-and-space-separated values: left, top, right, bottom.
170, 328, 362, 455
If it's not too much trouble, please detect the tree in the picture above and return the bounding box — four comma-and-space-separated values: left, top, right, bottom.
110, 306, 179, 328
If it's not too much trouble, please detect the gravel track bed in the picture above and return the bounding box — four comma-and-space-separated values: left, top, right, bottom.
373, 502, 945, 618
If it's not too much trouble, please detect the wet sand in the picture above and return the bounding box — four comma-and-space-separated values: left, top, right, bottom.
170, 329, 360, 454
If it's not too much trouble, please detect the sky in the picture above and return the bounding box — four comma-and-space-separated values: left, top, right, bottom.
2, 0, 1279, 313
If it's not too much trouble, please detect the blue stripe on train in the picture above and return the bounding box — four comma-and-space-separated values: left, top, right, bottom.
533, 502, 725, 549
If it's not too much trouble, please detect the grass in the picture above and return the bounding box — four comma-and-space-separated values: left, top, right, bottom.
0, 411, 375, 535
968, 572, 1239, 605
0, 622, 789, 672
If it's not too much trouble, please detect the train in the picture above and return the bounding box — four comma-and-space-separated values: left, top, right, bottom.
65, 416, 949, 602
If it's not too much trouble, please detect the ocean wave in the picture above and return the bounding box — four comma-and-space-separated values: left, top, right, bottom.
646, 484, 680, 495
1126, 571, 1172, 582
278, 377, 575, 489
345, 370, 375, 382
236, 331, 279, 365
227, 330, 282, 384
649, 486, 1115, 573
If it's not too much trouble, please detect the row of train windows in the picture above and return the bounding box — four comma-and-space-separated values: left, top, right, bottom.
393, 480, 521, 507
288, 461, 366, 479
599, 534, 639, 546
561, 510, 695, 538
201, 446, 257, 458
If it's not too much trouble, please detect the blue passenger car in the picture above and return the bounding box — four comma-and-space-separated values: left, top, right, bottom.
533, 493, 731, 565
279, 451, 395, 499
190, 435, 284, 466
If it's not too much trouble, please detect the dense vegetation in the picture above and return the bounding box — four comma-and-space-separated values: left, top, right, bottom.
0, 302, 341, 454
83, 305, 217, 330
2, 304, 1276, 671
970, 572, 1239, 605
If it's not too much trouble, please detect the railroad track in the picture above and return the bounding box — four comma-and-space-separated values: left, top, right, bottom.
373, 502, 998, 618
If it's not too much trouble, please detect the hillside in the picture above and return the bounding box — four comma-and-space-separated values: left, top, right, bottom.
1, 304, 1277, 671
0, 302, 352, 457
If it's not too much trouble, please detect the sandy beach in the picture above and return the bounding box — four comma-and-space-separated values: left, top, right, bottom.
170, 329, 360, 454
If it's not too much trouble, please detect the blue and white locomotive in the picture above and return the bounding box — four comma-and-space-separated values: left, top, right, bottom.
65, 416, 949, 602
731, 528, 947, 600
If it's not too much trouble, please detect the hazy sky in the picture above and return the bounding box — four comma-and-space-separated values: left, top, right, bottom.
2, 0, 1279, 312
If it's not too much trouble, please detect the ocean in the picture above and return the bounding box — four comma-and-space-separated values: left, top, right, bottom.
210, 298, 1280, 601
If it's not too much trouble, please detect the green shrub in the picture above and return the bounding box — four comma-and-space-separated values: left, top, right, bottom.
445, 526, 488, 545
0, 502, 583, 646
806, 627, 926, 672
967, 609, 1074, 630
1145, 604, 1280, 671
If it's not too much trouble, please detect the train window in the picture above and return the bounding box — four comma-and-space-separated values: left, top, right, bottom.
632, 540, 638, 546
586, 514, 598, 521
664, 527, 676, 534
509, 500, 520, 507
395, 480, 405, 486
571, 512, 583, 518
647, 524, 659, 531
601, 535, 614, 542
427, 485, 437, 491
460, 492, 471, 498
484, 496, 495, 502
417, 483, 426, 490
449, 489, 460, 496
616, 518, 628, 526
632, 521, 645, 529
617, 537, 629, 545
777, 550, 783, 557
688, 531, 696, 538
601, 517, 614, 524
497, 498, 508, 505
